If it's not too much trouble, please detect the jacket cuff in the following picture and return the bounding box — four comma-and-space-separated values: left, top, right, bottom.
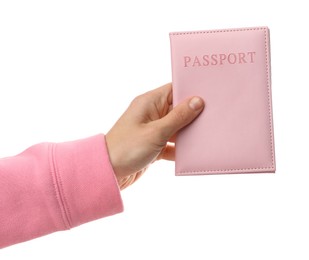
52, 134, 123, 229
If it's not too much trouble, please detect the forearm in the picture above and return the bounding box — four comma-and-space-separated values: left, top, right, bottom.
0, 134, 123, 249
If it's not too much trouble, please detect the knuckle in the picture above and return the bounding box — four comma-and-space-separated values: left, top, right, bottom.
130, 93, 149, 108
130, 95, 142, 106
173, 109, 188, 123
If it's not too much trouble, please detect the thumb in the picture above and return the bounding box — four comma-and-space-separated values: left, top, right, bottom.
157, 96, 205, 140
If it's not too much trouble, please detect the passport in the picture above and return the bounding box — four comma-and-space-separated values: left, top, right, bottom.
169, 27, 276, 175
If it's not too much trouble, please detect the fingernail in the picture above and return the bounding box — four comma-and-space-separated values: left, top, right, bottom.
189, 97, 204, 111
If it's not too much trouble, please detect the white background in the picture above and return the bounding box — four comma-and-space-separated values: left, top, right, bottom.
0, 0, 308, 259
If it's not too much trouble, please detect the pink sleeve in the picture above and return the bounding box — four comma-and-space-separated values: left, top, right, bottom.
0, 134, 123, 249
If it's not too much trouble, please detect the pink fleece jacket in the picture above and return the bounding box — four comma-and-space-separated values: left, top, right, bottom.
0, 134, 123, 249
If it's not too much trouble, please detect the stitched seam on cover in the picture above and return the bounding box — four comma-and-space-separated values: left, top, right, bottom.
169, 27, 266, 36
49, 143, 72, 229
263, 29, 275, 169
177, 166, 274, 175
171, 27, 275, 174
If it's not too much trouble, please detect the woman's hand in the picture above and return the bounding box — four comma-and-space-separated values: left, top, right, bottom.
106, 83, 204, 189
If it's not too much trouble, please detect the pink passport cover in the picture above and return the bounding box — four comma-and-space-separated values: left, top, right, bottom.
170, 27, 276, 176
